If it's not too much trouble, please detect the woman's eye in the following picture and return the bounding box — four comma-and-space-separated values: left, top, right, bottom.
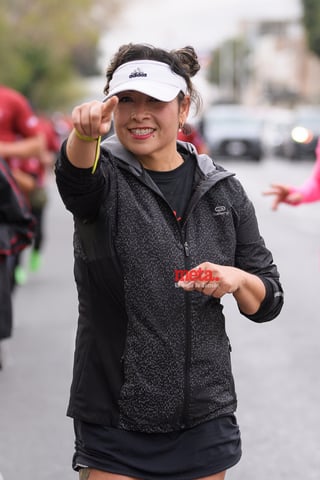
118, 95, 132, 103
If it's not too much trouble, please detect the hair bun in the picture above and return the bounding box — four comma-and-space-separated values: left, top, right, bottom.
171, 46, 200, 78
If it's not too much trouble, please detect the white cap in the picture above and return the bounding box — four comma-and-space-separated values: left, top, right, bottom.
104, 60, 188, 102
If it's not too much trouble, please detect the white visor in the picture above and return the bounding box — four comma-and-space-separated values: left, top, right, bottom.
104, 60, 188, 102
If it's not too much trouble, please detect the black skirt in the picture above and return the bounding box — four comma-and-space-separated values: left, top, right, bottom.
73, 415, 242, 480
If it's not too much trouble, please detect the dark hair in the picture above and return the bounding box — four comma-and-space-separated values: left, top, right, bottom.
103, 43, 202, 114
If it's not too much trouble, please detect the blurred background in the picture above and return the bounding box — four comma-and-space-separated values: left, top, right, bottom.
2, 0, 320, 160
1, 1, 320, 479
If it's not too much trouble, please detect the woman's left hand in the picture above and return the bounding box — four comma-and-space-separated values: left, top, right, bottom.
177, 262, 244, 298
177, 261, 266, 315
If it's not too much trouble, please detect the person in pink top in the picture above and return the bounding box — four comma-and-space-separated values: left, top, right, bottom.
264, 138, 320, 210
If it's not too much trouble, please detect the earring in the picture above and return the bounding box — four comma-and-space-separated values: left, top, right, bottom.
178, 121, 184, 131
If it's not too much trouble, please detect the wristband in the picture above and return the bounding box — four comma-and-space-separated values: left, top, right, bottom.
74, 128, 99, 142
91, 135, 102, 175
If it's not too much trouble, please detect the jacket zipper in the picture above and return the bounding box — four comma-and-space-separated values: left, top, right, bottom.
181, 235, 192, 428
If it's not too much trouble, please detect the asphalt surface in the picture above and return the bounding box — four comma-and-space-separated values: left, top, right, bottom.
0, 156, 320, 480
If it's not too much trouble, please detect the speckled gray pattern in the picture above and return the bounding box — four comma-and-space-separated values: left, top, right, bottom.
111, 152, 277, 432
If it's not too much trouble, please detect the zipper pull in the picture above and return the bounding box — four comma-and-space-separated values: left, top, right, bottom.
184, 241, 190, 256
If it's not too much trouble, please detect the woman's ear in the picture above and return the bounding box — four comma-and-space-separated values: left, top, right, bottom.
179, 95, 191, 125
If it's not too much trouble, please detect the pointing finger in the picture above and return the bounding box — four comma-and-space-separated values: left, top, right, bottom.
102, 95, 119, 116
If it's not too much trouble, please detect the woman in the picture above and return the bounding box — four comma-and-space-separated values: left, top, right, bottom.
264, 138, 320, 209
55, 43, 284, 480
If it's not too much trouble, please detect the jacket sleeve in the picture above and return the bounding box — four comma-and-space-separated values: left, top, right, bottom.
232, 179, 284, 323
240, 276, 284, 323
55, 140, 109, 222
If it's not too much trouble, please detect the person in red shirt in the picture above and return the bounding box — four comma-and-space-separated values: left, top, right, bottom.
9, 115, 61, 276
0, 85, 45, 159
178, 122, 209, 154
0, 85, 47, 284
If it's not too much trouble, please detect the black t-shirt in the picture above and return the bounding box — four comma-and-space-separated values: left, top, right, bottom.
146, 153, 195, 222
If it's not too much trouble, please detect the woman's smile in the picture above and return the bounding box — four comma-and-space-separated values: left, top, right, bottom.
129, 127, 155, 139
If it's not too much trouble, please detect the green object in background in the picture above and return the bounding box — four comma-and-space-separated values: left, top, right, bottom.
14, 265, 27, 285
29, 250, 42, 272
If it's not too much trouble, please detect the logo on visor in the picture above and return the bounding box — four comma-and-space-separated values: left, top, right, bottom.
129, 68, 147, 78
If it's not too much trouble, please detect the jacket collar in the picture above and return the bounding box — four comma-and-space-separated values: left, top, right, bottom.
101, 134, 234, 182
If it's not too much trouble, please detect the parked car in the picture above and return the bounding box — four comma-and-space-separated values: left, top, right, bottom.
276, 106, 320, 160
200, 104, 264, 161
261, 107, 294, 157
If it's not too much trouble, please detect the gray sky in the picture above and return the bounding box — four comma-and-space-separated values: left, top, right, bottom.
101, 0, 302, 59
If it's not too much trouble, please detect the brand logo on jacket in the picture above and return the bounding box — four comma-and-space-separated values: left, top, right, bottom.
213, 205, 228, 216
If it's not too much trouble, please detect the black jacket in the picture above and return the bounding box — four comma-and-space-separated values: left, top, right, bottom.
55, 137, 284, 433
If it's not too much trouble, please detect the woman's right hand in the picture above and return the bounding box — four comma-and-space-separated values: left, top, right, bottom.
263, 183, 303, 210
72, 96, 118, 139
66, 97, 119, 169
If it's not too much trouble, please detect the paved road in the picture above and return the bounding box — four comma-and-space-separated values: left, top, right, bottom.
0, 156, 320, 480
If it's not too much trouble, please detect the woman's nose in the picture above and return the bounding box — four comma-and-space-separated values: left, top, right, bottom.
130, 102, 149, 120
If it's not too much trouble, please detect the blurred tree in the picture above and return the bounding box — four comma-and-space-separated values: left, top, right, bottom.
0, 0, 121, 111
302, 0, 320, 58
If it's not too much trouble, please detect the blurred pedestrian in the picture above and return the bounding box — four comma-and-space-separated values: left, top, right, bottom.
178, 121, 209, 154
55, 43, 284, 480
0, 85, 45, 161
10, 114, 61, 276
264, 137, 320, 210
0, 84, 46, 285
0, 157, 35, 369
